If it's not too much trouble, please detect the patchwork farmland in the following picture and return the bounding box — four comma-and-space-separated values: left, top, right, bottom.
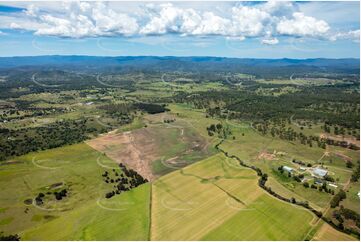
151, 154, 315, 240
0, 56, 359, 241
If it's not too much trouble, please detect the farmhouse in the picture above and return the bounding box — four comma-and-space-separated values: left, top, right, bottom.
312, 167, 328, 178
282, 166, 293, 173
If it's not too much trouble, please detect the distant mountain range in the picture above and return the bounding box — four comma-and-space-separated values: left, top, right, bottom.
0, 56, 359, 77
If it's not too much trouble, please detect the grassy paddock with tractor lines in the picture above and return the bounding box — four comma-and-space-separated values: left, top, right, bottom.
0, 143, 150, 240
151, 153, 319, 240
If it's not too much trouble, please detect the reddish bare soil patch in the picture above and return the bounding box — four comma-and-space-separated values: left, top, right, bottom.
87, 129, 158, 181
333, 151, 353, 162
87, 122, 209, 181
257, 151, 277, 161
320, 133, 360, 148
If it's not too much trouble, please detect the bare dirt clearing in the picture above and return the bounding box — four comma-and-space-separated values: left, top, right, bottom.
87, 129, 158, 181
257, 151, 278, 161
86, 115, 210, 181
320, 133, 360, 148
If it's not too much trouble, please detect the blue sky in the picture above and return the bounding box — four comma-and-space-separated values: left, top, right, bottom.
0, 1, 359, 58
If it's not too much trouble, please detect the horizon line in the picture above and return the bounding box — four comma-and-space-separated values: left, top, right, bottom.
0, 55, 360, 60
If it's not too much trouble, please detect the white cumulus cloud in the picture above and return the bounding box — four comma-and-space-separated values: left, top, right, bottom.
230, 6, 271, 37
330, 29, 360, 42
261, 0, 296, 17
139, 4, 231, 36
2, 0, 355, 45
23, 2, 139, 38
276, 12, 330, 37
190, 12, 231, 36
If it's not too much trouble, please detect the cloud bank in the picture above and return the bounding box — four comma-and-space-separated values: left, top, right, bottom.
0, 1, 359, 44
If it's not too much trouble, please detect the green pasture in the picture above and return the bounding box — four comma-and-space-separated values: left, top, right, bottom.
151, 153, 317, 240
21, 184, 150, 240
0, 143, 150, 240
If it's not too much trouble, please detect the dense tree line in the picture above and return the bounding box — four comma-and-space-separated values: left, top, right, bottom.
0, 119, 108, 161
133, 103, 169, 114
351, 161, 360, 182
102, 163, 148, 199
101, 102, 169, 115
330, 190, 347, 208
0, 232, 20, 241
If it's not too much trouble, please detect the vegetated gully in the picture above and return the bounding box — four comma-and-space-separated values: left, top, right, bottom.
214, 139, 359, 239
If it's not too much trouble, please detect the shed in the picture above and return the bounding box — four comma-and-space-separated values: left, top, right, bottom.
313, 168, 328, 177
282, 166, 293, 173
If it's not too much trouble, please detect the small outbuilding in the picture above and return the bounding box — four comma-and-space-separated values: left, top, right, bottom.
312, 168, 328, 177
328, 183, 338, 188
282, 166, 293, 173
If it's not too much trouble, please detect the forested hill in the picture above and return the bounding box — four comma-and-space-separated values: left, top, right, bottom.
0, 56, 359, 77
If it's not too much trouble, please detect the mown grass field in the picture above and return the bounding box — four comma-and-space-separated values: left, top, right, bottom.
21, 184, 150, 240
151, 153, 317, 240
0, 143, 150, 240
151, 154, 252, 240
201, 193, 314, 241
